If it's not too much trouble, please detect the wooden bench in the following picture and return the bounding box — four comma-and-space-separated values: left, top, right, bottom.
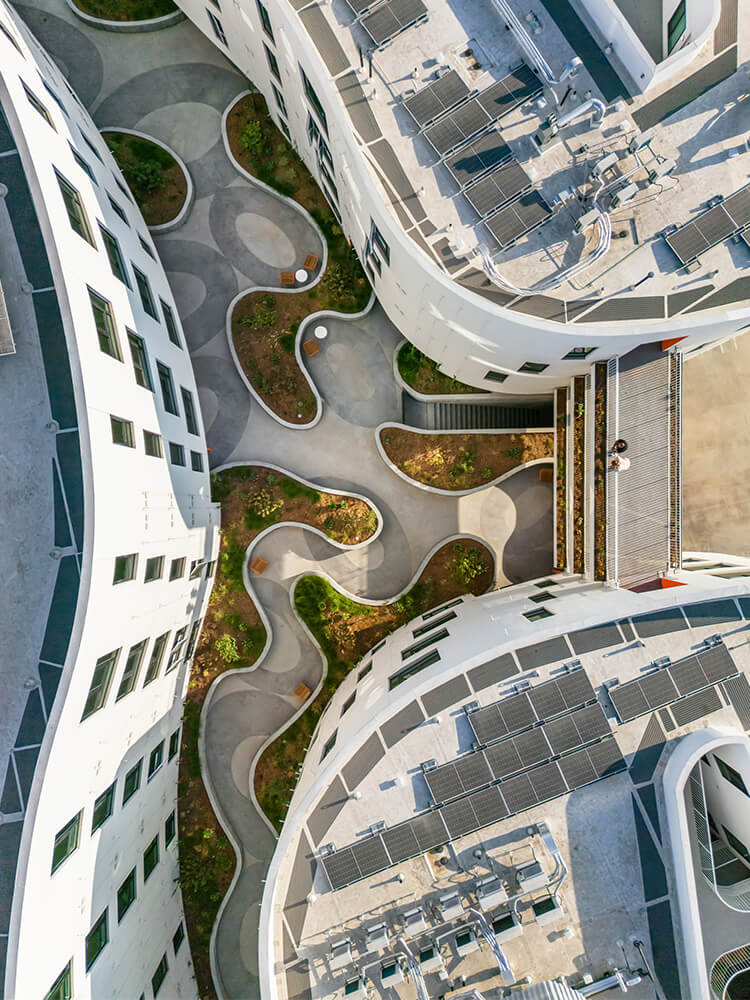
538, 466, 553, 483
250, 556, 268, 575
280, 271, 295, 287
304, 253, 319, 271
294, 682, 311, 702
303, 339, 320, 356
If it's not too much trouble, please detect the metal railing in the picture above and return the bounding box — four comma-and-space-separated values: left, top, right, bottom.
711, 943, 750, 998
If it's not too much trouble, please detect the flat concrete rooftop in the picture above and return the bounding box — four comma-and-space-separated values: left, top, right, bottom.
305, 0, 750, 315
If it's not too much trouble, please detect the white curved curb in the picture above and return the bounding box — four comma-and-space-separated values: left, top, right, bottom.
99, 127, 193, 232
375, 421, 554, 496
393, 338, 493, 402
66, 0, 185, 31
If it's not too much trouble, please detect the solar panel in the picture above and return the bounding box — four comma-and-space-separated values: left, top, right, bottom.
697, 644, 736, 684
500, 772, 537, 813
558, 669, 596, 709
351, 835, 390, 877
444, 131, 512, 188
425, 763, 463, 803
609, 682, 650, 723
723, 185, 750, 227
669, 656, 708, 696
464, 160, 532, 218
572, 703, 610, 743
467, 785, 508, 825
475, 65, 541, 120
696, 204, 734, 245
558, 747, 597, 789
424, 100, 491, 156
403, 70, 470, 128
383, 823, 419, 863
671, 687, 722, 727
485, 191, 551, 249
666, 184, 750, 265
528, 680, 567, 721
346, 0, 381, 14
544, 715, 580, 754
514, 727, 551, 768
361, 0, 427, 45
529, 761, 566, 802
440, 797, 479, 839
469, 704, 507, 744
411, 810, 449, 851
587, 737, 626, 779
638, 669, 679, 709
455, 751, 493, 792
324, 847, 360, 890
741, 229, 750, 252
498, 691, 536, 735
485, 738, 524, 779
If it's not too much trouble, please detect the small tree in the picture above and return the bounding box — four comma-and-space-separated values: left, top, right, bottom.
240, 120, 265, 160
215, 634, 240, 663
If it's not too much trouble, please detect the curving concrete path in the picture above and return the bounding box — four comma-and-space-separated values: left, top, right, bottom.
16, 5, 554, 998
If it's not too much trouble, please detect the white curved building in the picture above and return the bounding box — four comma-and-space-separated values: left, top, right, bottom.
260, 570, 750, 1000
0, 4, 218, 998
175, 0, 748, 392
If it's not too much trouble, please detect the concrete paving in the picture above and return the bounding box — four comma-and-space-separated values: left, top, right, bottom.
14, 5, 553, 998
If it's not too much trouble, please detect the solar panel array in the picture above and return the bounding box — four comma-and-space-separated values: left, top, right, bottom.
463, 160, 532, 218
403, 70, 470, 129
346, 0, 380, 16
608, 642, 737, 723
361, 0, 428, 46
665, 183, 750, 265
444, 131, 512, 188
322, 734, 625, 890
484, 190, 552, 249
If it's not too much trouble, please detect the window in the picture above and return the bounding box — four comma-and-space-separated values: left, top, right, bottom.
0, 23, 21, 54
144, 631, 170, 685
165, 810, 176, 846
168, 728, 180, 761
110, 415, 135, 448
169, 442, 186, 466
667, 0, 687, 54
485, 370, 508, 383
117, 868, 137, 922
341, 692, 355, 716
161, 299, 182, 347
167, 626, 188, 671
42, 79, 68, 117
714, 756, 749, 796
95, 227, 130, 288
272, 84, 287, 117
133, 265, 157, 318
23, 82, 55, 128
91, 782, 116, 833
79, 127, 104, 163
170, 557, 186, 580
113, 553, 137, 583
107, 193, 128, 225
185, 619, 203, 659
401, 628, 449, 662
56, 172, 93, 244
70, 146, 95, 183
206, 560, 217, 577
534, 579, 559, 588
143, 430, 163, 458
300, 66, 327, 134
51, 812, 81, 873
529, 590, 556, 603
81, 649, 119, 720
173, 922, 185, 954
563, 347, 595, 360
412, 611, 457, 638
114, 174, 134, 203
85, 910, 108, 971
43, 962, 72, 1000
148, 741, 164, 779
523, 606, 554, 621
88, 288, 122, 360
723, 825, 750, 862
256, 0, 274, 39
157, 362, 179, 415
126, 332, 153, 390
144, 835, 160, 880
264, 43, 281, 81
370, 221, 390, 265
152, 954, 169, 997
116, 639, 148, 699
145, 556, 164, 582
371, 638, 387, 653
389, 649, 440, 690
181, 387, 199, 435
191, 450, 204, 472
321, 731, 337, 762
123, 760, 142, 804
190, 559, 202, 580
519, 361, 549, 374
139, 233, 155, 259
357, 661, 372, 681
207, 8, 227, 45
279, 118, 292, 142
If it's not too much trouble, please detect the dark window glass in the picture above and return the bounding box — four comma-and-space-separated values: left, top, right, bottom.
207, 8, 227, 44
191, 450, 204, 472
169, 442, 186, 466
43, 962, 72, 1000
169, 558, 185, 580
144, 430, 163, 457
91, 782, 116, 833
519, 361, 549, 374
300, 66, 327, 134
181, 387, 199, 435
161, 299, 182, 347
107, 193, 129, 225
256, 0, 274, 39
133, 265, 157, 319
88, 288, 122, 360
173, 922, 185, 954
321, 731, 337, 761
123, 760, 142, 804
272, 84, 287, 117
144, 835, 160, 880
85, 910, 108, 971
144, 632, 170, 686
485, 370, 507, 383
79, 127, 104, 163
99, 225, 129, 285
56, 171, 93, 243
82, 649, 120, 720
168, 728, 180, 761
128, 332, 153, 389
157, 362, 179, 415
264, 43, 281, 81
715, 756, 749, 796
167, 626, 188, 672
563, 347, 595, 360
144, 556, 164, 582
110, 416, 135, 447
71, 146, 95, 182
165, 810, 176, 845
148, 742, 164, 779
23, 82, 55, 128
113, 553, 137, 583
117, 867, 137, 922
51, 812, 81, 873
667, 0, 687, 53
116, 639, 148, 699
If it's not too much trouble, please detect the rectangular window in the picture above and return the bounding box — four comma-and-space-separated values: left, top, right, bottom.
107, 193, 128, 225
85, 910, 108, 971
370, 221, 390, 265
116, 639, 148, 700
485, 370, 508, 383
117, 867, 137, 922
144, 835, 160, 880
133, 265, 157, 319
714, 756, 749, 796
357, 661, 372, 681
185, 618, 202, 659
127, 331, 153, 390
191, 450, 204, 472
412, 611, 457, 638
170, 557, 186, 581
0, 23, 21, 54
99, 224, 129, 285
401, 628, 449, 662
110, 415, 135, 448
300, 66, 328, 134
148, 742, 164, 780
264, 43, 281, 81
145, 555, 164, 582
139, 233, 155, 259
279, 118, 291, 142
519, 361, 549, 374
70, 146, 95, 183
43, 962, 72, 1000
79, 127, 104, 163
144, 430, 163, 457
667, 0, 687, 54
341, 692, 355, 716
23, 82, 55, 129
563, 347, 595, 360
168, 728, 180, 761
113, 553, 137, 584
723, 824, 750, 862
190, 559, 202, 580
144, 631, 170, 686
51, 812, 81, 873
207, 8, 227, 45
161, 299, 182, 347
42, 79, 68, 117
256, 0, 274, 39
523, 606, 554, 621
152, 954, 169, 997
173, 921, 185, 954
165, 810, 176, 846
181, 387, 199, 435
389, 649, 441, 690
157, 361, 179, 415
321, 731, 337, 762
88, 288, 122, 360
56, 171, 93, 243
169, 442, 186, 467
81, 649, 120, 720
114, 175, 133, 203
206, 560, 217, 577
272, 84, 287, 117
91, 782, 116, 833
122, 760, 142, 804
167, 626, 188, 672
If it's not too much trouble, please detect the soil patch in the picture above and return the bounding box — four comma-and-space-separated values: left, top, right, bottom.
572, 376, 586, 574
104, 131, 187, 227
397, 342, 486, 396
555, 386, 567, 569
255, 538, 494, 830
380, 428, 553, 491
73, 0, 175, 19
594, 364, 607, 580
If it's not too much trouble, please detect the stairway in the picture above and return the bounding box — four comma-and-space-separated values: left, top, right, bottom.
402, 392, 554, 431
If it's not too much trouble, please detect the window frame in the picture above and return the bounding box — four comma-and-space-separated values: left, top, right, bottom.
107, 192, 129, 225
132, 264, 158, 319
144, 430, 163, 457
85, 909, 109, 971
518, 361, 549, 374
181, 386, 199, 435
256, 0, 274, 39
91, 782, 116, 833
714, 755, 749, 796
81, 649, 120, 720
143, 834, 160, 881
168, 729, 180, 761
110, 415, 135, 448
43, 962, 72, 1000
157, 361, 179, 415
206, 7, 227, 45
563, 347, 595, 360
148, 741, 165, 780
165, 810, 176, 846
23, 81, 56, 129
117, 867, 137, 922
169, 557, 186, 581
55, 170, 93, 244
88, 287, 123, 361
127, 331, 153, 390
173, 922, 186, 954
51, 811, 82, 874
191, 450, 204, 472
122, 759, 142, 804
143, 631, 170, 686
166, 626, 188, 672
113, 553, 138, 584
99, 223, 130, 286
70, 145, 96, 184
169, 441, 186, 467
264, 43, 281, 81
485, 370, 508, 383
160, 299, 182, 347
144, 555, 165, 583
116, 639, 148, 700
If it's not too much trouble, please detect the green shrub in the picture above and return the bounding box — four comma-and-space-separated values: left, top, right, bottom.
220, 532, 247, 592
280, 478, 321, 503
182, 699, 201, 779
451, 545, 488, 586
508, 446, 522, 460
240, 119, 265, 159
242, 300, 277, 330
124, 160, 164, 193
244, 488, 282, 530
215, 634, 240, 664
279, 332, 296, 354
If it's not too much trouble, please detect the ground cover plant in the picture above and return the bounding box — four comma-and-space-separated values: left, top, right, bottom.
397, 341, 486, 395
73, 0, 176, 19
104, 131, 187, 226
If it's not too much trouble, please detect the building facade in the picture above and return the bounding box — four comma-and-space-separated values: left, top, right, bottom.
0, 4, 219, 998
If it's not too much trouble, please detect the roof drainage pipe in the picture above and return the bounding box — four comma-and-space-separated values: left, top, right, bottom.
490, 0, 581, 97
467, 908, 515, 984
397, 939, 430, 1000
